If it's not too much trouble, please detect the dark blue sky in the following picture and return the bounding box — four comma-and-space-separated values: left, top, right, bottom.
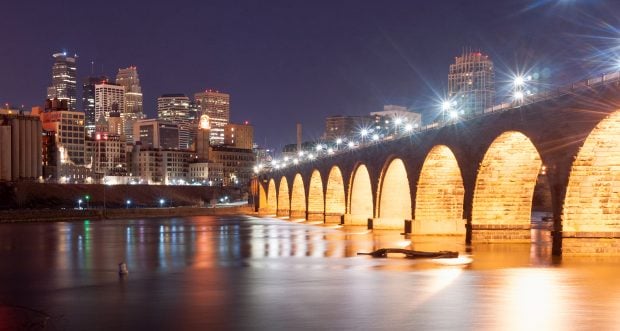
2, 0, 619, 150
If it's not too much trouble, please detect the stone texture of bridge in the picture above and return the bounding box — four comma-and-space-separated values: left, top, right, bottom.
254, 79, 620, 255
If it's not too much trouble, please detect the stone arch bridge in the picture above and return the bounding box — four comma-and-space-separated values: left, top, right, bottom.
253, 80, 620, 255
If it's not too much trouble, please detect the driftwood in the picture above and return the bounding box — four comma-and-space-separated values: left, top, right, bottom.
357, 248, 458, 259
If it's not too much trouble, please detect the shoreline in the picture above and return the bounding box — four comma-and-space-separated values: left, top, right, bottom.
0, 205, 256, 223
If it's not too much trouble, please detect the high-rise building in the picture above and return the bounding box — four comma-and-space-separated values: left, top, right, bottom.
157, 94, 192, 150
47, 52, 78, 111
94, 82, 125, 130
194, 90, 230, 145
82, 75, 108, 136
116, 66, 143, 142
133, 119, 179, 150
448, 50, 495, 118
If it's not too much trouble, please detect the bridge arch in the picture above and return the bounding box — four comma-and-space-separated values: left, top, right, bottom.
266, 178, 277, 214
307, 170, 325, 221
564, 110, 620, 233
325, 166, 346, 223
348, 163, 374, 225
258, 182, 267, 212
415, 145, 465, 235
290, 173, 306, 219
472, 131, 542, 240
377, 158, 412, 229
277, 176, 290, 217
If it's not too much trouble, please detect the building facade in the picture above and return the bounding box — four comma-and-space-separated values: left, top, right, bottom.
95, 83, 125, 126
47, 52, 77, 111
115, 66, 143, 142
157, 94, 192, 150
40, 99, 86, 165
82, 75, 108, 136
130, 146, 191, 185
224, 123, 253, 149
194, 90, 230, 145
448, 50, 495, 118
0, 113, 42, 181
133, 119, 179, 150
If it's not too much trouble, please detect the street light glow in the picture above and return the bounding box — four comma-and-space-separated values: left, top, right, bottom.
514, 75, 525, 86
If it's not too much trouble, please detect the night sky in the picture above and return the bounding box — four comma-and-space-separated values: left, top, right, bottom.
2, 0, 619, 151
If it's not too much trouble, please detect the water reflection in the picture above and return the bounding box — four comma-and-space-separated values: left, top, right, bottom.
0, 216, 619, 330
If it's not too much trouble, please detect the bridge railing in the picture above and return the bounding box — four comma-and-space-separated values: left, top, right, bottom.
263, 70, 620, 172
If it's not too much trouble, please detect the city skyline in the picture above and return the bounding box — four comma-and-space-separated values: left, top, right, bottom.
2, 0, 620, 150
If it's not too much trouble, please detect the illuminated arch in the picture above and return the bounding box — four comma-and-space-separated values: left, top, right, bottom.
307, 170, 324, 221
277, 176, 290, 217
564, 111, 620, 232
258, 182, 267, 212
290, 173, 306, 219
415, 145, 465, 234
472, 131, 542, 227
266, 178, 277, 214
348, 164, 373, 225
377, 158, 412, 229
325, 166, 346, 223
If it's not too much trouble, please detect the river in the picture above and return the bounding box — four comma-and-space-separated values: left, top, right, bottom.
0, 216, 619, 330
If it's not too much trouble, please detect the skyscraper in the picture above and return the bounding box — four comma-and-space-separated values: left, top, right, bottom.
194, 90, 230, 145
82, 75, 108, 136
448, 50, 495, 118
94, 83, 125, 134
47, 52, 78, 111
116, 66, 143, 142
157, 94, 192, 150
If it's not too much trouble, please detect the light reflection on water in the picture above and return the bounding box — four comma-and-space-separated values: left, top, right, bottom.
0, 216, 619, 330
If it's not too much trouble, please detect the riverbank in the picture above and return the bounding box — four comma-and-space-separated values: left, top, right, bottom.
0, 182, 246, 209
0, 205, 256, 223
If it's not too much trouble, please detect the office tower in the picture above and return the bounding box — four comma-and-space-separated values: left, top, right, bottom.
94, 82, 125, 129
116, 66, 143, 141
47, 52, 78, 111
448, 50, 495, 118
82, 75, 108, 136
157, 94, 192, 149
194, 90, 230, 145
133, 119, 179, 150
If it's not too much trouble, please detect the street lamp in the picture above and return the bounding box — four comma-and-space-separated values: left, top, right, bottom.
126, 199, 131, 209
84, 195, 90, 209
159, 199, 165, 208
78, 199, 82, 209
360, 129, 368, 144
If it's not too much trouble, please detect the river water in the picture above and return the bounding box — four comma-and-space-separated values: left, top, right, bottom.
0, 216, 619, 330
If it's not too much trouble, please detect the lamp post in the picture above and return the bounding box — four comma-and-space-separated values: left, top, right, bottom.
159, 199, 165, 208
78, 199, 82, 210
126, 199, 131, 209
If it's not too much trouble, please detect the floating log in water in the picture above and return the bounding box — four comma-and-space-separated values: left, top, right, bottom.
357, 248, 458, 259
